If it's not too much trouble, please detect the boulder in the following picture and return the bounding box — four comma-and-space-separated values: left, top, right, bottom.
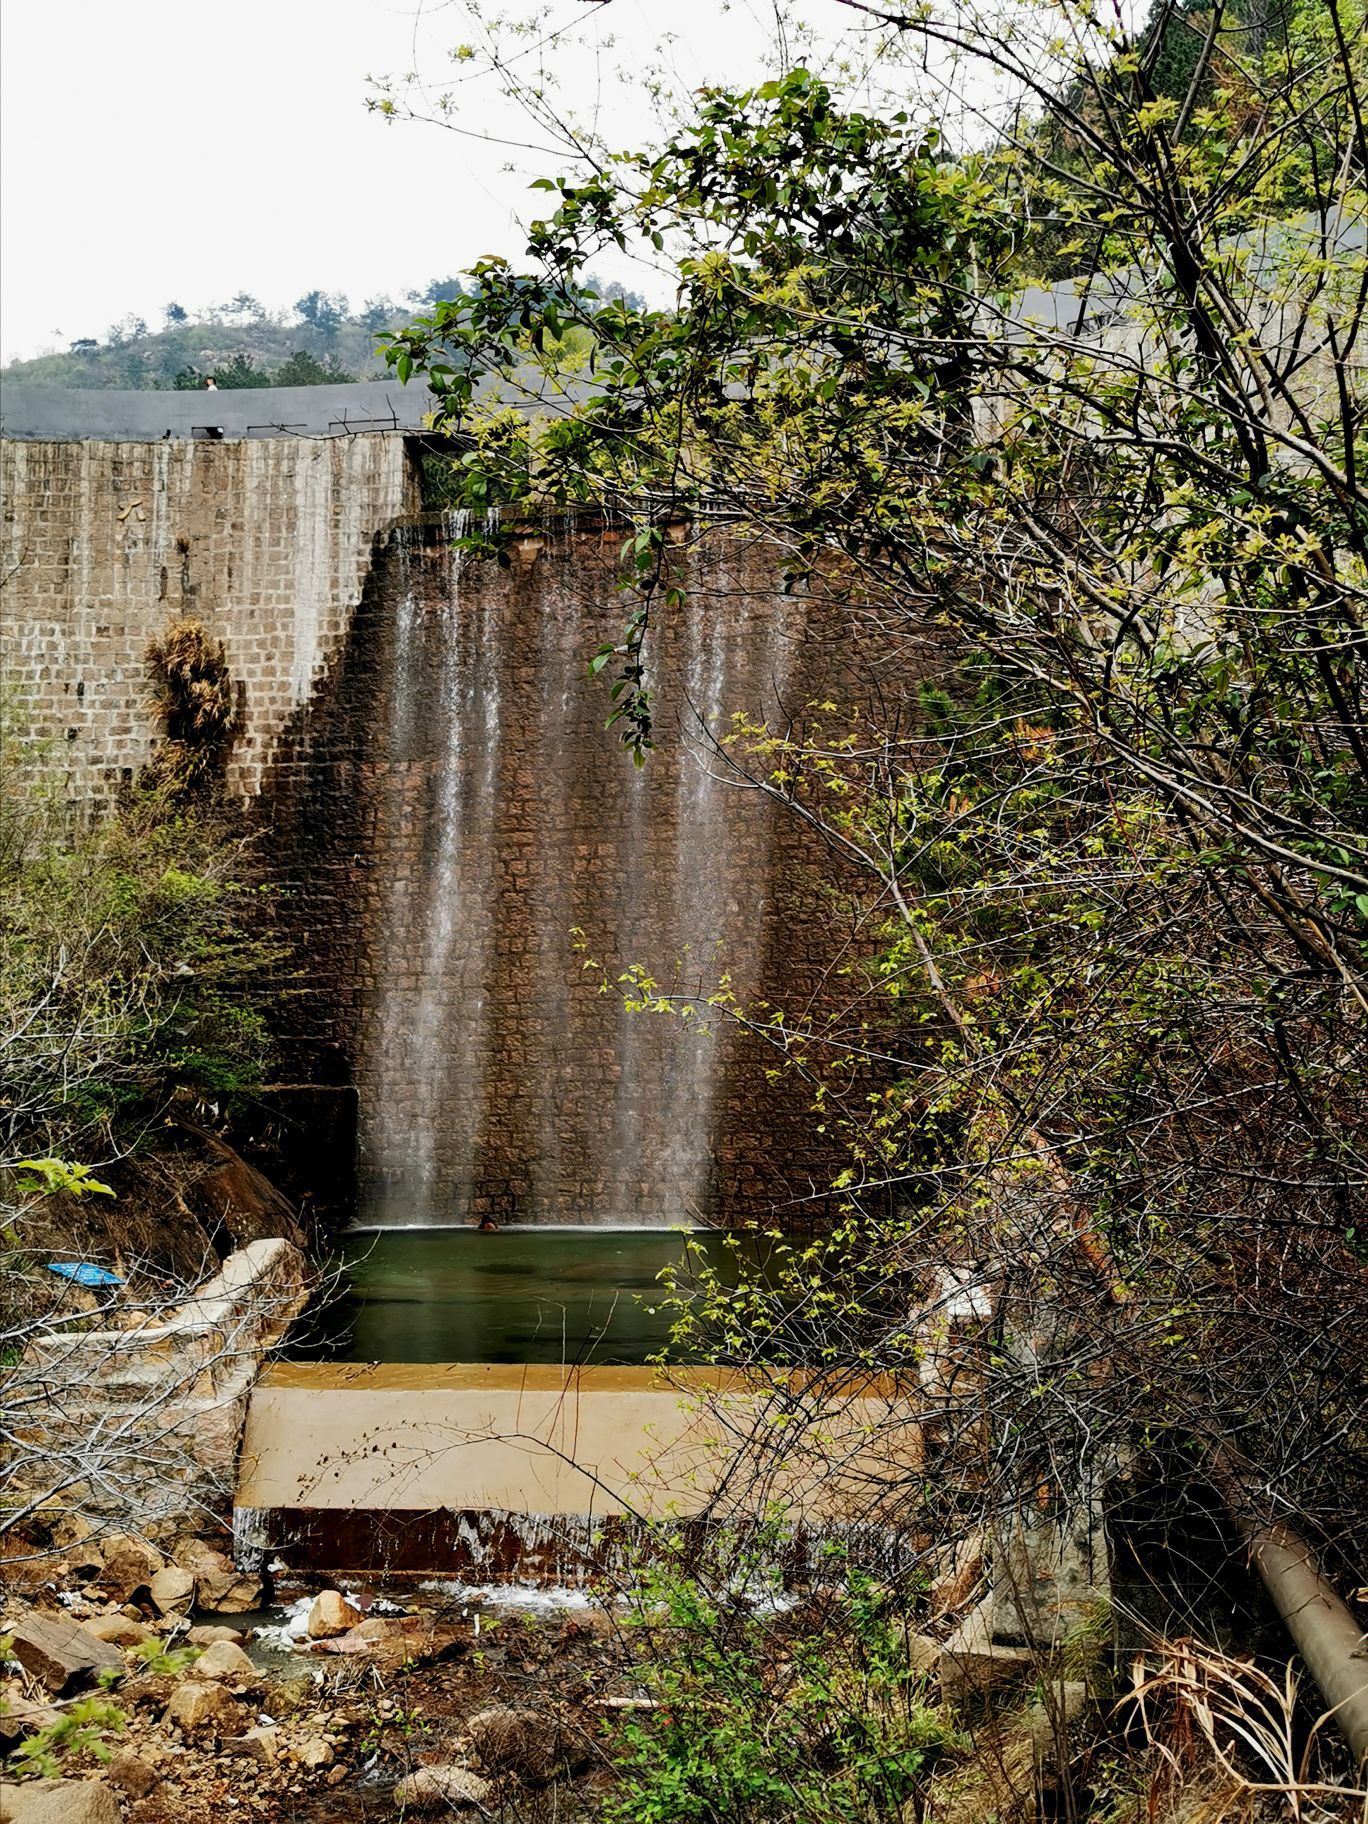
192, 1639, 258, 1683
95, 1533, 165, 1603
8, 1611, 126, 1695
187, 1624, 244, 1646
467, 1703, 588, 1781
86, 1615, 154, 1648
171, 1538, 261, 1612
392, 1767, 494, 1812
0, 1780, 121, 1824
147, 1566, 195, 1616
164, 1678, 250, 1736
305, 1589, 362, 1639
106, 1752, 160, 1799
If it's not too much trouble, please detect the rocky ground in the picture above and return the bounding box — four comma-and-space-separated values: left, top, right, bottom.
2, 1537, 635, 1822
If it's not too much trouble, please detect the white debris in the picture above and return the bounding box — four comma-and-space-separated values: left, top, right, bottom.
417, 1579, 605, 1614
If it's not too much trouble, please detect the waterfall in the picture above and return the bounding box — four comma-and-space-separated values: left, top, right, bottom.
361, 512, 499, 1225
348, 516, 819, 1228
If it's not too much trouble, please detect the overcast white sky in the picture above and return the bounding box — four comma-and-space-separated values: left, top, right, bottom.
0, 0, 903, 364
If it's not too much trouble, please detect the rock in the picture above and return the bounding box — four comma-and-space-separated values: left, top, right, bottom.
1023, 1680, 1094, 1754
49, 1512, 99, 1553
467, 1703, 587, 1781
929, 1549, 986, 1620
293, 1736, 334, 1769
392, 1767, 494, 1812
907, 1633, 942, 1677
222, 1725, 279, 1764
96, 1533, 166, 1603
187, 1624, 244, 1646
266, 1674, 314, 1716
191, 1638, 258, 1682
86, 1615, 154, 1647
9, 1610, 127, 1694
49, 1519, 104, 1582
106, 1751, 160, 1798
0, 1779, 122, 1824
164, 1678, 250, 1736
147, 1566, 195, 1616
0, 1696, 62, 1753
171, 1538, 261, 1612
305, 1589, 362, 1639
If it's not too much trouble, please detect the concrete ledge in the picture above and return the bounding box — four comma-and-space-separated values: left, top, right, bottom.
0, 379, 439, 441
234, 1363, 924, 1575
26, 1239, 309, 1385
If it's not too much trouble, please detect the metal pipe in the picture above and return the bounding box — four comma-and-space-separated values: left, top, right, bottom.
1207, 1444, 1368, 1766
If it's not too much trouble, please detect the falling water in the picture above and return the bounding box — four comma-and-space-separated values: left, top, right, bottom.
361, 512, 500, 1225
350, 514, 826, 1228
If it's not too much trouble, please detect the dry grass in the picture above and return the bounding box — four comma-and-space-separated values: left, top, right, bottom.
145, 619, 240, 789
1120, 1638, 1367, 1824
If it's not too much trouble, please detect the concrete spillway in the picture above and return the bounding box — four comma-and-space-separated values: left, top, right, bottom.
233, 1362, 924, 1578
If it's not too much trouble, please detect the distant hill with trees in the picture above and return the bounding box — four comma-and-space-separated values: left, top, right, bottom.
1, 275, 644, 390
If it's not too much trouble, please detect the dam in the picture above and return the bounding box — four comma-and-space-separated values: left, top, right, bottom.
3, 395, 913, 1234
1, 390, 922, 1573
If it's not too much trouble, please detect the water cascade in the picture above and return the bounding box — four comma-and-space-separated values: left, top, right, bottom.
291, 512, 872, 1229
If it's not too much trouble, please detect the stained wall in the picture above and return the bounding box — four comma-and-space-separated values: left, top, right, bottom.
270, 512, 924, 1228
1, 435, 418, 804
3, 436, 927, 1228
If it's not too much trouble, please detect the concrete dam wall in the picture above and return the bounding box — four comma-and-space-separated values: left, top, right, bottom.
3, 434, 919, 1229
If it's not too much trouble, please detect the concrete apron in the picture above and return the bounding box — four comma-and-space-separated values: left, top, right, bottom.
233, 1363, 925, 1579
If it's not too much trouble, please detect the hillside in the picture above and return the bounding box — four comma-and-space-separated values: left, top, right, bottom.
1, 299, 407, 391
1, 276, 642, 390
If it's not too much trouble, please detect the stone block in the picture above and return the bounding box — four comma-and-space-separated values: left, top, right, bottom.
9, 1611, 126, 1695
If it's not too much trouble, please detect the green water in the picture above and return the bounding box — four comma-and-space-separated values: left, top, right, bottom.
297, 1227, 743, 1365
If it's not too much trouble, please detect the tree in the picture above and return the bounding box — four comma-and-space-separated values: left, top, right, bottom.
206, 353, 269, 389
103, 314, 148, 347
359, 294, 395, 334
293, 289, 347, 344
380, 0, 1368, 1662
163, 301, 188, 325
220, 291, 265, 323
411, 276, 466, 307
273, 349, 356, 386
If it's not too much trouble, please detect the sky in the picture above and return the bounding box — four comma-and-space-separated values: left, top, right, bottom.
0, 0, 905, 364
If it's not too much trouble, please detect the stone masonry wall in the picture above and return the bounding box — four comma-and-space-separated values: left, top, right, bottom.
1, 436, 418, 806
2, 436, 935, 1230
267, 514, 935, 1228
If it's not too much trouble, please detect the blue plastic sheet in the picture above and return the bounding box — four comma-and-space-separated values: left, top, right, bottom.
46, 1261, 123, 1289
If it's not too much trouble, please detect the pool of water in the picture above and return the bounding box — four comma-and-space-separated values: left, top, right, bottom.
295, 1227, 744, 1365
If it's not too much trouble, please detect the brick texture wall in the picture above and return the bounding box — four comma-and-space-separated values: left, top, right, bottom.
267, 513, 930, 1229
1, 436, 418, 806
3, 437, 931, 1229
